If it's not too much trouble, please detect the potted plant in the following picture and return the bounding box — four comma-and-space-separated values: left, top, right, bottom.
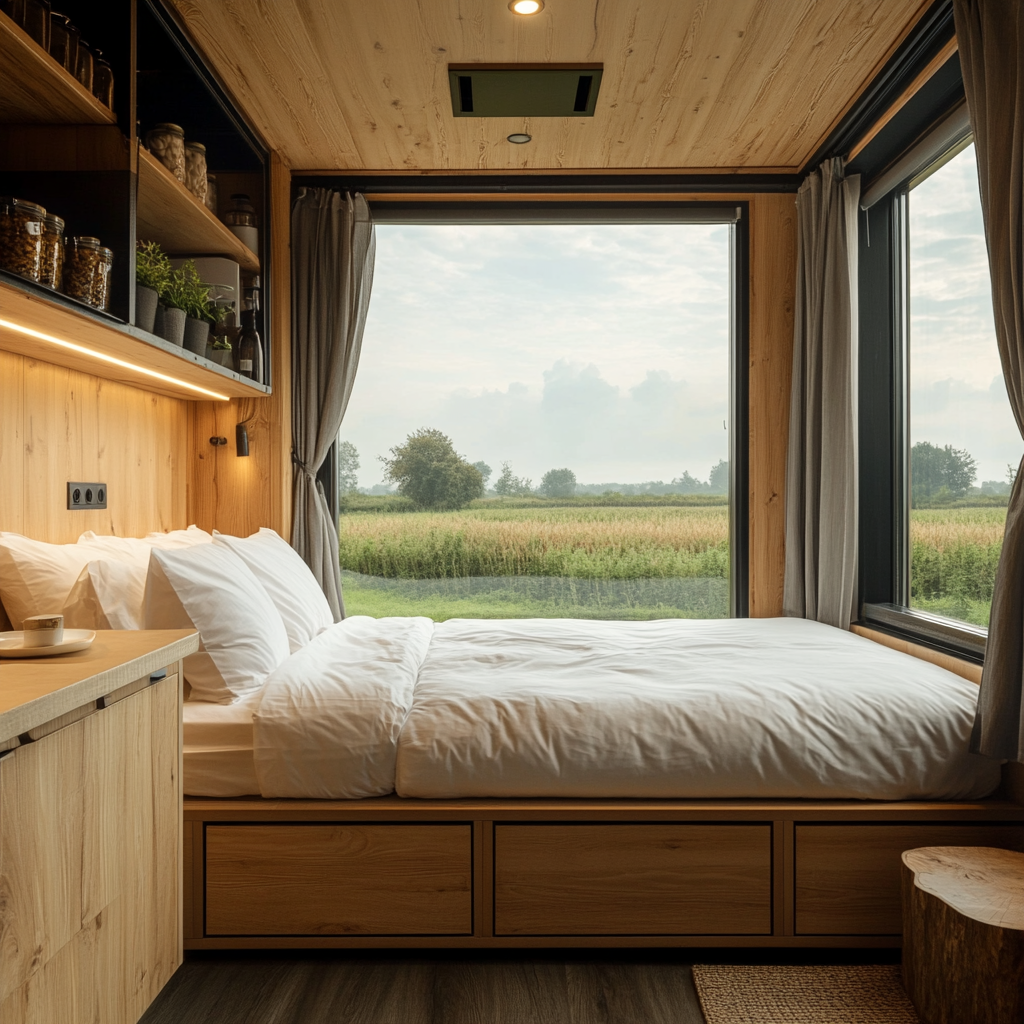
174, 260, 215, 355
157, 264, 189, 346
206, 304, 235, 367
135, 240, 171, 334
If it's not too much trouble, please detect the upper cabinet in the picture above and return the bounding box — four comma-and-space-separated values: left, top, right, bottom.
0, 0, 272, 400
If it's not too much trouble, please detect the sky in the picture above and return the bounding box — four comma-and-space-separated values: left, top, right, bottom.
909, 144, 1021, 485
341, 222, 732, 490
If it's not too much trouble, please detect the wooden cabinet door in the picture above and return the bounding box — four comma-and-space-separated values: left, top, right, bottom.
205, 824, 473, 936
495, 823, 772, 936
795, 824, 1024, 934
0, 675, 180, 1023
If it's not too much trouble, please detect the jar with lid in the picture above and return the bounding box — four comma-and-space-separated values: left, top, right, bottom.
144, 124, 186, 182
7, 0, 50, 50
0, 197, 46, 282
40, 213, 64, 290
204, 173, 218, 213
91, 53, 114, 110
74, 38, 93, 92
185, 142, 208, 203
224, 193, 258, 253
64, 236, 113, 311
47, 11, 77, 72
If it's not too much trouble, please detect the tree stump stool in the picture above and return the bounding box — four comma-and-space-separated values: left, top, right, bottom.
902, 846, 1024, 1024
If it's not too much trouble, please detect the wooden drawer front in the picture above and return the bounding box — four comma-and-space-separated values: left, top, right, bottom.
795, 824, 1024, 935
205, 824, 473, 936
494, 824, 772, 936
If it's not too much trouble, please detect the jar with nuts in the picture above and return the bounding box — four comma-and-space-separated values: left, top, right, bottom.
144, 123, 186, 182
0, 197, 46, 282
185, 141, 208, 203
64, 236, 113, 311
40, 213, 65, 290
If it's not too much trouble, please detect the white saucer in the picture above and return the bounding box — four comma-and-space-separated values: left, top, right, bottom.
0, 630, 96, 658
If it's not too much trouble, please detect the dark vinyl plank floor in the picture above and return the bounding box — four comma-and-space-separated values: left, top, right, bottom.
141, 949, 899, 1024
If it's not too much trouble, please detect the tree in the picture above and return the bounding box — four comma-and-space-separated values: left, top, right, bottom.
473, 461, 492, 487
338, 441, 360, 496
671, 471, 707, 495
379, 428, 484, 510
708, 459, 729, 494
911, 442, 977, 503
539, 467, 577, 498
494, 461, 534, 497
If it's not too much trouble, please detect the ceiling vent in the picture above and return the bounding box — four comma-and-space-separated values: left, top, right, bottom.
448, 64, 603, 118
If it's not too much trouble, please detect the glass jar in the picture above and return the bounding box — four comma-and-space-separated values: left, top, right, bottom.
224, 193, 258, 252
204, 173, 218, 213
185, 142, 208, 203
64, 236, 113, 311
40, 212, 64, 290
92, 54, 114, 109
74, 38, 93, 92
0, 197, 46, 282
47, 11, 77, 74
8, 0, 50, 50
144, 123, 186, 182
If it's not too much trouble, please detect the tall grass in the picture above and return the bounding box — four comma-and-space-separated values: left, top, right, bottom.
909, 507, 1005, 626
338, 506, 729, 580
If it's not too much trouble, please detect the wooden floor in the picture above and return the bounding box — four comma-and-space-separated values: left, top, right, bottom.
140, 949, 900, 1023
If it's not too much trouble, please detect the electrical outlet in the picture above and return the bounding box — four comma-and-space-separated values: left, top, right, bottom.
67, 482, 107, 510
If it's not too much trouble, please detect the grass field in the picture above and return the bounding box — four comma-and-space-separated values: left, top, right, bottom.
338, 503, 1006, 625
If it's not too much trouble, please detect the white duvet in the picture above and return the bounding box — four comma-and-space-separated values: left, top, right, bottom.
248, 615, 1000, 801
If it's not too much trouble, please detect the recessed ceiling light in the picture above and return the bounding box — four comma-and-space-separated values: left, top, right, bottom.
507, 133, 532, 144
509, 0, 544, 14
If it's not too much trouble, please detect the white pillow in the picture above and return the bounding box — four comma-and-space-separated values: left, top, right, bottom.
144, 544, 290, 703
0, 533, 96, 629
213, 528, 334, 653
79, 526, 213, 554
63, 559, 148, 630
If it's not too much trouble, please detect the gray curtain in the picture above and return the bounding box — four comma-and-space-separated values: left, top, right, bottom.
291, 189, 375, 620
955, 0, 1024, 761
783, 158, 861, 629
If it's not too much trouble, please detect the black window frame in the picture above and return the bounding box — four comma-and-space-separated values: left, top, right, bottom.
307, 192, 751, 618
854, 29, 994, 663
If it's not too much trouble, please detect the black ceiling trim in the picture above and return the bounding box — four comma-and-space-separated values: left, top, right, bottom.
802, 0, 955, 174
291, 172, 801, 195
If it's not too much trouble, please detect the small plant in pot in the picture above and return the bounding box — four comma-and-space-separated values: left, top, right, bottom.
173, 260, 215, 356
135, 240, 171, 335
157, 264, 190, 346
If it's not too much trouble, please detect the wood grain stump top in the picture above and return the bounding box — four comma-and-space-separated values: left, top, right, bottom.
902, 846, 1024, 1024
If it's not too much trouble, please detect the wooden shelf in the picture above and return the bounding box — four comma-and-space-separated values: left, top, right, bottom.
0, 277, 269, 402
137, 148, 260, 273
0, 11, 117, 126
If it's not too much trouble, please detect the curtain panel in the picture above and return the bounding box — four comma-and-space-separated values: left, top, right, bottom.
954, 0, 1024, 761
291, 189, 375, 620
783, 158, 861, 629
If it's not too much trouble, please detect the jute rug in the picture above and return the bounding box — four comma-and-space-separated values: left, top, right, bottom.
692, 965, 921, 1024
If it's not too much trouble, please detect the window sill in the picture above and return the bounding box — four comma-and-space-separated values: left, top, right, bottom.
859, 603, 986, 664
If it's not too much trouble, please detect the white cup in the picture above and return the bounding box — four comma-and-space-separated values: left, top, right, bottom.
22, 614, 65, 648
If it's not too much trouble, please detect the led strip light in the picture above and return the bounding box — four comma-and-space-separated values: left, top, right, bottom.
0, 317, 230, 401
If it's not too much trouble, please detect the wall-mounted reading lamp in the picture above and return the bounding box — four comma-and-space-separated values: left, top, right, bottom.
236, 422, 250, 457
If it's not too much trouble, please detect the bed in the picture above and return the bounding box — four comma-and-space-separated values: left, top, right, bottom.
181, 614, 1024, 949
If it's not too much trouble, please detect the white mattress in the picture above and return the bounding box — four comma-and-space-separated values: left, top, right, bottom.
183, 692, 260, 796
188, 615, 1001, 802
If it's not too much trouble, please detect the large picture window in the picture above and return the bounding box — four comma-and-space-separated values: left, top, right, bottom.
907, 143, 1021, 627
334, 207, 745, 621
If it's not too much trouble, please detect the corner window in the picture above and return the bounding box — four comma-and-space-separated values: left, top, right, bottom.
907, 143, 1021, 627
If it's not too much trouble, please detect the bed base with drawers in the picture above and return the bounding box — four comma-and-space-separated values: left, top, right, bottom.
183, 782, 1024, 949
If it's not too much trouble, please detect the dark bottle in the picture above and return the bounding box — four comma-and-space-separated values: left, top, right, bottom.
237, 306, 262, 382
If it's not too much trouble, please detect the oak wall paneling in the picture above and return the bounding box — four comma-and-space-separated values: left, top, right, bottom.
0, 349, 187, 542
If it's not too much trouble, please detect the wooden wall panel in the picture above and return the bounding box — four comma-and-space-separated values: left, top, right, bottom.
188, 152, 292, 539
0, 350, 187, 543
748, 192, 796, 617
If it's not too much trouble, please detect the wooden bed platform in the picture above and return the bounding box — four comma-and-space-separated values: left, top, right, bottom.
183, 785, 1024, 950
